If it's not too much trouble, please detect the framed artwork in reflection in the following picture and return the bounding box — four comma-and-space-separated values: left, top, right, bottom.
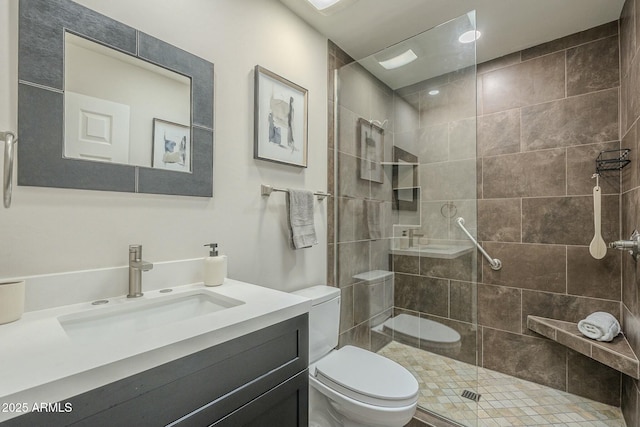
358, 118, 384, 183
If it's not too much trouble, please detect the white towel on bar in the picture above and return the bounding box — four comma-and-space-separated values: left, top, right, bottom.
577, 312, 621, 342
286, 189, 318, 249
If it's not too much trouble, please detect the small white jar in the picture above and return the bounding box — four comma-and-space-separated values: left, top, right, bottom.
0, 280, 25, 324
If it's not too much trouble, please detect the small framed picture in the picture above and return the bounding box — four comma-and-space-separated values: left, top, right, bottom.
152, 118, 191, 172
254, 65, 308, 168
358, 118, 384, 183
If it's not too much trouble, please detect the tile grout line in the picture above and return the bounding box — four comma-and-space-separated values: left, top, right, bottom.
564, 48, 568, 100
478, 32, 616, 77
448, 279, 452, 319
565, 347, 569, 394
520, 31, 619, 64
520, 197, 523, 244
520, 287, 523, 335
482, 137, 622, 161
565, 245, 568, 295
485, 86, 618, 118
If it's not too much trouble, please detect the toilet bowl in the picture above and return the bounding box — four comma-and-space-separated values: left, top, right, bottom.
293, 286, 419, 427
310, 345, 419, 427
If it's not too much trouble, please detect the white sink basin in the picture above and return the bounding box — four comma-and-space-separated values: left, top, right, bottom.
390, 242, 474, 259
58, 290, 244, 341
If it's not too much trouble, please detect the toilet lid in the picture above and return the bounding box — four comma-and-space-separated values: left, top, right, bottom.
383, 314, 461, 345
314, 346, 419, 408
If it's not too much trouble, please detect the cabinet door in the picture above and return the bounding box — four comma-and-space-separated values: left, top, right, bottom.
211, 370, 308, 427
1, 315, 308, 427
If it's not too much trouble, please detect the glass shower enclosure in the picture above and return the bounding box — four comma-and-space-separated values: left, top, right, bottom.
333, 11, 479, 426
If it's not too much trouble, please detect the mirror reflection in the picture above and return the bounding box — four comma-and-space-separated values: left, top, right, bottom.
391, 146, 421, 226
64, 32, 191, 171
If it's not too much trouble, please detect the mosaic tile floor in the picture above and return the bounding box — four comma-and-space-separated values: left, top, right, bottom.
378, 341, 626, 427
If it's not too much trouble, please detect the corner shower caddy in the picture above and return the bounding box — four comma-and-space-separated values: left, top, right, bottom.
594, 148, 631, 174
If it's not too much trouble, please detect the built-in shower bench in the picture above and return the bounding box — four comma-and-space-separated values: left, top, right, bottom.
527, 315, 639, 379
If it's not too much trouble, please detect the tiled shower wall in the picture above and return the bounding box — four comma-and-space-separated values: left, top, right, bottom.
329, 20, 625, 409
327, 41, 396, 349
620, 0, 640, 424
476, 22, 622, 407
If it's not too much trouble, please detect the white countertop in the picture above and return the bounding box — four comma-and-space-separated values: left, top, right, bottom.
0, 279, 311, 421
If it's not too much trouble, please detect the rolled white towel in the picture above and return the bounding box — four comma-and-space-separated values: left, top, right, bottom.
577, 312, 621, 342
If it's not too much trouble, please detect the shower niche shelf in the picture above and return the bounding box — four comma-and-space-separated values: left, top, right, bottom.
527, 315, 639, 379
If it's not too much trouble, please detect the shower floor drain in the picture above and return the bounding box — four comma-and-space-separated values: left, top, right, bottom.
461, 390, 481, 402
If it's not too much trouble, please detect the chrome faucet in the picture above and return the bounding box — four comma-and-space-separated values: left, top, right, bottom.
408, 229, 424, 248
609, 230, 640, 261
128, 244, 153, 298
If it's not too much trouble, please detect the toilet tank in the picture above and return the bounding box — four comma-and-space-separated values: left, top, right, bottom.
292, 285, 341, 363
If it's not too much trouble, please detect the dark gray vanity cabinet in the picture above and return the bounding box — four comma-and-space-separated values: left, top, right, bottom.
2, 315, 309, 427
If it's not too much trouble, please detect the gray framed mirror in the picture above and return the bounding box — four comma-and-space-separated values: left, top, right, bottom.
18, 0, 214, 197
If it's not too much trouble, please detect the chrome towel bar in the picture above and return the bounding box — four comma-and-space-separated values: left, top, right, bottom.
455, 217, 502, 271
1, 131, 17, 209
261, 184, 330, 201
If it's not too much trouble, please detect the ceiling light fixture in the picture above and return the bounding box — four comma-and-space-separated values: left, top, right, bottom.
378, 49, 418, 70
306, 0, 359, 15
307, 0, 341, 11
458, 30, 481, 44
428, 89, 440, 96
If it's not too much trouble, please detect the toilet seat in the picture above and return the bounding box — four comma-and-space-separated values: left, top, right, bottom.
313, 346, 419, 408
381, 314, 461, 350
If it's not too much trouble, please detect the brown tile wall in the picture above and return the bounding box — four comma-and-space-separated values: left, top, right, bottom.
392, 22, 623, 406
621, 0, 640, 424
329, 17, 625, 412
477, 22, 623, 407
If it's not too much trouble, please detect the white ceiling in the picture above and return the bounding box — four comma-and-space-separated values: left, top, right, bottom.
279, 0, 624, 66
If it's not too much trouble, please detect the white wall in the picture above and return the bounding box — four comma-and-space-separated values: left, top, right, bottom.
0, 0, 328, 293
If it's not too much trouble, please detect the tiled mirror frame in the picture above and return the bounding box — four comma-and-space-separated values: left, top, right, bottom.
18, 0, 214, 197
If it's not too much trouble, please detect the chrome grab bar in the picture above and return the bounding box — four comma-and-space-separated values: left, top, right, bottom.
455, 217, 502, 271
1, 131, 17, 209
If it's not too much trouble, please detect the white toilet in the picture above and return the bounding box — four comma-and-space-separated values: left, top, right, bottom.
293, 285, 419, 427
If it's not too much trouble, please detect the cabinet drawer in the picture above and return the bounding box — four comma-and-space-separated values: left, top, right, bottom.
178, 369, 308, 427
2, 315, 308, 427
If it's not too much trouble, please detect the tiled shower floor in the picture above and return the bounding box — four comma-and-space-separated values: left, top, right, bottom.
378, 341, 626, 427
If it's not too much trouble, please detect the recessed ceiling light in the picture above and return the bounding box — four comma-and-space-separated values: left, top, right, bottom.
307, 0, 341, 11
428, 89, 440, 96
378, 49, 418, 70
458, 30, 481, 44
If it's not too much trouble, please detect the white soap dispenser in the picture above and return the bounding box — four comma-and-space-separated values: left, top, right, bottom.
204, 243, 227, 287
399, 230, 410, 249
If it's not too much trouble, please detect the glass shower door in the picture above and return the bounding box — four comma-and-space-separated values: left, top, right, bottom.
334, 11, 479, 427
